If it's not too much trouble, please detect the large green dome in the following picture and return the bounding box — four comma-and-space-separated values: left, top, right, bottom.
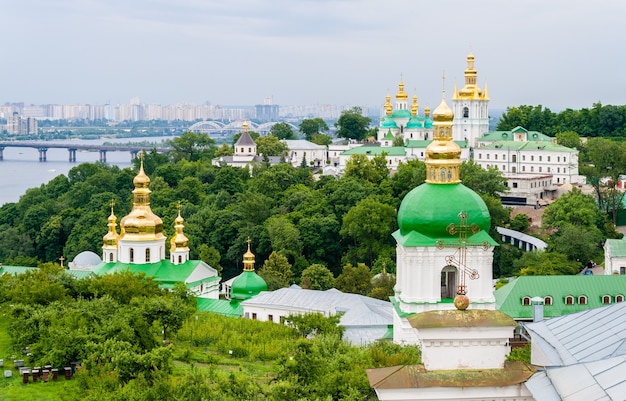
395, 183, 491, 245
231, 270, 268, 301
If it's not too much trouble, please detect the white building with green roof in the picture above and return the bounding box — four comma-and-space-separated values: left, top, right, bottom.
604, 238, 626, 275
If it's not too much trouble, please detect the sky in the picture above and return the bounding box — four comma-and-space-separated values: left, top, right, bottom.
2, 0, 626, 111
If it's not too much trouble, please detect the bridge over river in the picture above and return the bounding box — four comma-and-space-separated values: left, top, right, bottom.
0, 141, 170, 162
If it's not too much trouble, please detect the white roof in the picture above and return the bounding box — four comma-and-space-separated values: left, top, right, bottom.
241, 287, 393, 344
525, 301, 626, 366
283, 139, 327, 150
526, 356, 626, 401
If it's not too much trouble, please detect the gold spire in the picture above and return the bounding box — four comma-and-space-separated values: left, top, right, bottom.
384, 93, 393, 116
424, 105, 431, 118
170, 202, 189, 252
118, 152, 165, 241
458, 52, 484, 100
395, 76, 408, 101
243, 121, 249, 133
425, 77, 461, 184
411, 94, 419, 117
103, 199, 119, 247
243, 237, 255, 272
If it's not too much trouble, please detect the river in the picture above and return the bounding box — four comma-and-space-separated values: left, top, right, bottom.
0, 137, 171, 206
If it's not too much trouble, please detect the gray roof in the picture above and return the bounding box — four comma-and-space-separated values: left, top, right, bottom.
242, 287, 393, 344
497, 227, 548, 250
235, 131, 256, 146
283, 139, 327, 150
525, 301, 626, 366
526, 356, 626, 401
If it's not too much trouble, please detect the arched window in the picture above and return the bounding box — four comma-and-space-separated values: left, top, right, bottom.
463, 107, 469, 118
565, 295, 574, 305
130, 248, 134, 262
109, 252, 114, 262
145, 248, 150, 262
578, 295, 588, 305
441, 266, 458, 299
616, 295, 625, 303
178, 255, 182, 264
522, 296, 531, 306
544, 296, 553, 306
602, 295, 612, 305
512, 166, 517, 173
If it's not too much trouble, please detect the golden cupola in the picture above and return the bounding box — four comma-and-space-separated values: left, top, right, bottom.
243, 238, 255, 272
102, 199, 119, 247
425, 91, 461, 184
395, 79, 408, 102
118, 154, 165, 241
170, 204, 189, 253
455, 52, 486, 100
411, 95, 419, 117
384, 93, 393, 116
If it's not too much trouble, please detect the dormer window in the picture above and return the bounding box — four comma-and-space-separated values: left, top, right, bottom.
616, 295, 624, 303
522, 296, 531, 306
578, 295, 588, 305
602, 295, 612, 305
544, 296, 553, 306
565, 295, 574, 305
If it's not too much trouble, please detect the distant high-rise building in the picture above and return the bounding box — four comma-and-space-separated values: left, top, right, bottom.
6, 112, 38, 135
255, 97, 279, 121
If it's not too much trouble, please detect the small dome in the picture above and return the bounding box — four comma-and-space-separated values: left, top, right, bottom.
72, 251, 102, 269
231, 271, 268, 301
397, 183, 490, 240
391, 109, 411, 119
381, 117, 398, 129
406, 116, 424, 129
432, 98, 454, 122
133, 164, 150, 188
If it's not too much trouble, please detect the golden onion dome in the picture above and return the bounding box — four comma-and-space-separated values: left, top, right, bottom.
170, 206, 189, 251
432, 98, 454, 122
395, 79, 408, 101
243, 238, 255, 271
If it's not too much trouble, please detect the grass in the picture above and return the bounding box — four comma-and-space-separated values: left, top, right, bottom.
0, 315, 80, 401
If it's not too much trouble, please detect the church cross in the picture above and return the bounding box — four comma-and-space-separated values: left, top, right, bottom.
445, 211, 481, 295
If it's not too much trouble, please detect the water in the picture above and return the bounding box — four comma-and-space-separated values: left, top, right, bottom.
0, 137, 170, 206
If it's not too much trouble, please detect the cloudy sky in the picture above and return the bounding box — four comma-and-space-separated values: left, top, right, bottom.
2, 0, 625, 111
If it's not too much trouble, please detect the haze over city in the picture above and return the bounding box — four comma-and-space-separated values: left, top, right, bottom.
2, 0, 625, 111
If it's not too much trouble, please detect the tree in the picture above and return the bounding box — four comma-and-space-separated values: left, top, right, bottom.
300, 264, 335, 290
390, 159, 426, 200
344, 154, 389, 185
369, 270, 395, 301
392, 135, 405, 147
199, 244, 222, 273
215, 143, 234, 157
255, 135, 289, 157
460, 160, 508, 197
169, 132, 216, 162
335, 107, 372, 141
269, 122, 296, 140
265, 215, 303, 256
299, 118, 329, 141
549, 223, 603, 265
285, 313, 344, 338
310, 133, 333, 146
514, 251, 580, 276
141, 294, 195, 342
509, 213, 530, 232
259, 251, 293, 289
555, 131, 583, 150
542, 188, 600, 230
335, 263, 372, 295
340, 197, 397, 267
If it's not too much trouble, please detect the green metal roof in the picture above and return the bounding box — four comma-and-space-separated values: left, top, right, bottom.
341, 146, 406, 157
606, 238, 626, 257
478, 126, 552, 143
231, 270, 267, 301
0, 265, 95, 279
92, 259, 218, 288
382, 129, 395, 141
381, 117, 398, 129
391, 109, 411, 119
197, 298, 243, 317
495, 275, 626, 320
406, 116, 426, 129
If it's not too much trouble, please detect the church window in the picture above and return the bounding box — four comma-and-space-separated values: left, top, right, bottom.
178, 255, 182, 264
602, 295, 612, 304
548, 167, 551, 172
494, 154, 498, 160
522, 166, 526, 172
522, 296, 531, 306
512, 167, 517, 173
463, 107, 469, 118
565, 295, 574, 305
478, 153, 482, 159
268, 314, 274, 322
548, 156, 551, 162
486, 154, 489, 160
563, 156, 567, 162
130, 248, 134, 262
248, 147, 252, 152
241, 147, 244, 153
578, 295, 588, 305
544, 296, 553, 306
146, 248, 150, 261
502, 165, 505, 171
539, 156, 542, 161
441, 266, 457, 299
531, 155, 534, 161
109, 252, 113, 262
522, 155, 525, 161
503, 154, 507, 160
440, 168, 447, 181
557, 167, 560, 173
539, 167, 542, 172
252, 313, 257, 320
512, 155, 517, 163
616, 295, 625, 302
512, 182, 518, 188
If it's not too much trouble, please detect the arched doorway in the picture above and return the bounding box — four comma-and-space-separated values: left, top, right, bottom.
441, 265, 458, 299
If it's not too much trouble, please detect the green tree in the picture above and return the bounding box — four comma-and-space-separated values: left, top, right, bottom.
555, 131, 583, 150
542, 188, 600, 229
340, 197, 397, 267
390, 159, 426, 200
255, 135, 289, 157
259, 251, 293, 289
269, 122, 296, 140
285, 313, 344, 338
299, 118, 329, 140
335, 107, 372, 141
549, 223, 603, 265
369, 270, 395, 301
460, 160, 508, 197
215, 143, 234, 157
199, 244, 222, 273
344, 153, 389, 185
169, 132, 217, 162
509, 213, 530, 232
310, 133, 333, 146
300, 264, 335, 290
335, 263, 373, 296
392, 135, 405, 147
514, 251, 580, 275
265, 215, 303, 256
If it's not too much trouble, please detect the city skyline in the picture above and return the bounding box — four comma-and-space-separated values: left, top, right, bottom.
2, 1, 625, 111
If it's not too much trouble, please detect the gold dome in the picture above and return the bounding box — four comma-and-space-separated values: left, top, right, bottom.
118, 155, 165, 241
432, 98, 454, 122
384, 93, 393, 116
170, 204, 189, 252
425, 90, 461, 184
395, 78, 408, 101
102, 199, 119, 247
411, 95, 419, 117
243, 238, 255, 272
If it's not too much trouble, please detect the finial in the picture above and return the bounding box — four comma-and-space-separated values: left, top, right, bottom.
177, 200, 182, 214
109, 198, 115, 212
59, 256, 65, 268
441, 70, 446, 98
247, 236, 251, 250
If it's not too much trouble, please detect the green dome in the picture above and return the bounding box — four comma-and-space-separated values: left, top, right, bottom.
406, 116, 425, 129
381, 117, 398, 129
424, 119, 433, 129
231, 270, 268, 300
397, 183, 491, 241
391, 109, 411, 119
